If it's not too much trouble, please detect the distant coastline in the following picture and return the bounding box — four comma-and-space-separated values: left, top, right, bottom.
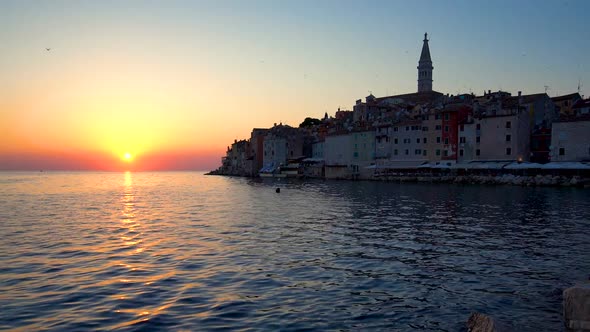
207, 169, 590, 188
211, 34, 590, 184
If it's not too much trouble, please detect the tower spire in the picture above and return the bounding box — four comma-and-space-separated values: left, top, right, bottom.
417, 32, 433, 92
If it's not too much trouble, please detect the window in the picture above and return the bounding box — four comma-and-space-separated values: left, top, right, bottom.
444, 113, 449, 120
506, 121, 511, 129
416, 138, 420, 143
476, 124, 481, 130
443, 150, 448, 157
444, 126, 449, 132
460, 124, 464, 131
415, 149, 421, 155
423, 150, 427, 156
422, 126, 428, 131
506, 148, 511, 155
405, 149, 409, 155
394, 127, 399, 132
444, 138, 449, 145
460, 137, 466, 143
435, 114, 441, 120
394, 149, 398, 155
476, 136, 480, 143
506, 134, 511, 142
559, 147, 565, 155
424, 137, 427, 144
354, 152, 358, 157
406, 126, 410, 131
436, 149, 441, 156
435, 125, 442, 130
476, 149, 480, 156
394, 138, 398, 144
436, 137, 441, 143
459, 149, 464, 156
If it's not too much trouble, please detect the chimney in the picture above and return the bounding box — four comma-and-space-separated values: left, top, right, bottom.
518, 91, 522, 97
488, 90, 491, 95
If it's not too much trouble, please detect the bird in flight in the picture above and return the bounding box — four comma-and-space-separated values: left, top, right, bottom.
46, 48, 51, 51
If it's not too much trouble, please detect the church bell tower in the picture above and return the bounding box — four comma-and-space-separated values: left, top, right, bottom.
417, 33, 433, 93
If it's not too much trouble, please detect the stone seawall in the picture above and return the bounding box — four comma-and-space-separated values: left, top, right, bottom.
370, 174, 589, 187
207, 171, 590, 188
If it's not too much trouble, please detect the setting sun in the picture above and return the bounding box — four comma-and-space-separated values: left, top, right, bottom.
123, 152, 133, 162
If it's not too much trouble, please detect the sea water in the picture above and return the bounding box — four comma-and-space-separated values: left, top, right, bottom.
1, 172, 589, 331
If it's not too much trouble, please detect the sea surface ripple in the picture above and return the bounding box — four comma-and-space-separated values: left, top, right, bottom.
1, 172, 589, 331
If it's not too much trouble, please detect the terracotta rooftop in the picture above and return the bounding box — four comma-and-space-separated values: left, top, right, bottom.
503, 93, 548, 108
375, 91, 444, 104
572, 98, 590, 109
551, 93, 581, 102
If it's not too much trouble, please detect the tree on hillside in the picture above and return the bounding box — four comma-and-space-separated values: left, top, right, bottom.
299, 117, 321, 128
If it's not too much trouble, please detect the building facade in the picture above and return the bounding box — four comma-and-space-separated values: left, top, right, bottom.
550, 119, 590, 161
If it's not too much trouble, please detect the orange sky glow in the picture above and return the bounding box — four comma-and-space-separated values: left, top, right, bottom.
1, 1, 588, 171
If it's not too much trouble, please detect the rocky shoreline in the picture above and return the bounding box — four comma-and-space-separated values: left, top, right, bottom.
467, 280, 590, 331
207, 171, 590, 188
372, 174, 590, 187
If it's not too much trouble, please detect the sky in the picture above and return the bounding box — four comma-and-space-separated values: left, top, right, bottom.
1, 0, 589, 171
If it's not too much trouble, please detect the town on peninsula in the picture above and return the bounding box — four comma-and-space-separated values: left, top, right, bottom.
210, 33, 590, 187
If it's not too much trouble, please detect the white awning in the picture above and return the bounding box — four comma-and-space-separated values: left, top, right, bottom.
504, 162, 543, 169
302, 158, 324, 163
541, 162, 590, 170
453, 161, 511, 169
375, 160, 428, 169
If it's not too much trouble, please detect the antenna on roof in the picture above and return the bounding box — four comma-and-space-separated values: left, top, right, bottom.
578, 77, 583, 94
544, 85, 550, 94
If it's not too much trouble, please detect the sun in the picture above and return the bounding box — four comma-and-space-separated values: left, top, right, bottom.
123, 152, 133, 162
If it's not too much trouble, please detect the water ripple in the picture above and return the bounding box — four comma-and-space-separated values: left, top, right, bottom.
0, 172, 589, 331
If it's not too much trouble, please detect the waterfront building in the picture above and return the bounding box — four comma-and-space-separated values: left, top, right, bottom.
423, 110, 444, 163
221, 139, 252, 176
572, 98, 590, 116
302, 140, 325, 178
461, 104, 531, 162
552, 93, 582, 116
324, 133, 352, 179
375, 124, 393, 161
262, 124, 304, 172
508, 92, 557, 128
507, 92, 556, 163
351, 130, 376, 178
386, 120, 427, 167
250, 128, 269, 175
442, 102, 472, 163
312, 140, 324, 160
550, 116, 590, 162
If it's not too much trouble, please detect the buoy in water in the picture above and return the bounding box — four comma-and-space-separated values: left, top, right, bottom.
276, 188, 280, 193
